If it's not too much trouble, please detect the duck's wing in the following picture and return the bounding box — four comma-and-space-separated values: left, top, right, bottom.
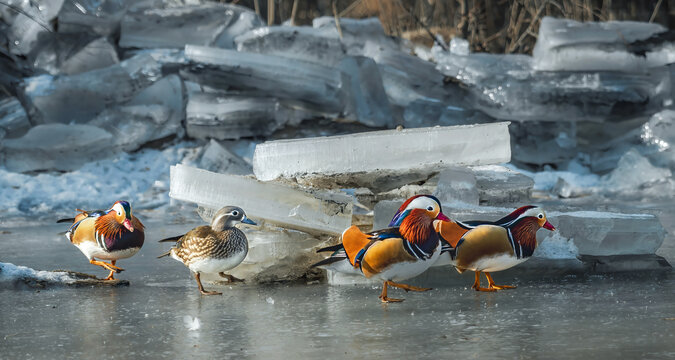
453, 225, 512, 271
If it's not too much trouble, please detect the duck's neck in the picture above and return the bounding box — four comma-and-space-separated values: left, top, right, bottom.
399, 210, 438, 253
510, 218, 539, 258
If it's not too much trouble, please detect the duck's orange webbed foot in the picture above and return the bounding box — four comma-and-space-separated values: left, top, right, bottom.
472, 271, 497, 292
387, 281, 432, 292
90, 259, 124, 278
195, 273, 222, 296
485, 272, 516, 290
219, 272, 245, 283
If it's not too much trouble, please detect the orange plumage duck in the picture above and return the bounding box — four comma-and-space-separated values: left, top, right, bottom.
313, 195, 450, 303
441, 206, 555, 291
59, 200, 145, 280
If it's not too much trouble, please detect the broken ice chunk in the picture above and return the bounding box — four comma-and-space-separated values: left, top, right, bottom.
471, 165, 534, 205
227, 226, 324, 282
186, 92, 295, 140
0, 97, 31, 139
1, 124, 112, 172
312, 17, 401, 57
119, 4, 262, 49
169, 164, 353, 235
60, 37, 119, 75
252, 122, 512, 183
4, 0, 61, 56
533, 17, 668, 72
199, 139, 252, 175
89, 75, 185, 151
57, 0, 130, 36
339, 56, 394, 128
432, 167, 479, 206
603, 148, 672, 192
235, 26, 345, 66
19, 65, 138, 124
182, 45, 347, 112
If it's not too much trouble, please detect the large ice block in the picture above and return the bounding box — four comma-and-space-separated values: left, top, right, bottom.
252, 122, 512, 183
339, 56, 394, 128
18, 65, 138, 124
235, 26, 345, 66
89, 75, 185, 151
436, 49, 671, 122
169, 164, 353, 235
185, 92, 308, 140
0, 97, 31, 139
533, 17, 669, 72
603, 148, 672, 192
182, 45, 346, 112
119, 4, 262, 49
1, 124, 112, 172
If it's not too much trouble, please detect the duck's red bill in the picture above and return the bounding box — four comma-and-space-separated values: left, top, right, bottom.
436, 212, 450, 221
123, 219, 134, 232
543, 220, 555, 231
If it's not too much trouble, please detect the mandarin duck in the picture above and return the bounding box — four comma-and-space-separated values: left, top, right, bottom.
58, 200, 145, 280
443, 206, 555, 291
312, 195, 450, 303
158, 206, 256, 295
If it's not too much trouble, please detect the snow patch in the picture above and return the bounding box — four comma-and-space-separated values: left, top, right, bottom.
534, 232, 579, 259
0, 262, 77, 284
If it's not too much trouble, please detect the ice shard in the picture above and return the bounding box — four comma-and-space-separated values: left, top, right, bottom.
119, 3, 262, 49
252, 122, 512, 184
89, 75, 185, 151
235, 26, 345, 66
169, 164, 353, 235
3, 0, 62, 56
432, 167, 479, 206
198, 139, 252, 175
182, 45, 347, 112
339, 56, 394, 128
59, 37, 119, 75
533, 17, 669, 72
1, 124, 112, 172
472, 165, 534, 205
0, 97, 31, 139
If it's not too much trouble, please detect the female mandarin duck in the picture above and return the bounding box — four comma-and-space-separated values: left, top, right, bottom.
158, 206, 256, 295
438, 206, 555, 291
313, 195, 450, 303
59, 200, 145, 280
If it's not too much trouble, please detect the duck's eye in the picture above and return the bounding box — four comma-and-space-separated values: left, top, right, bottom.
538, 214, 543, 219
117, 211, 122, 216
232, 211, 239, 217
427, 206, 434, 211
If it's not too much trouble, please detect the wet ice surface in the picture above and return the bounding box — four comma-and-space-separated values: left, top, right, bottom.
0, 220, 673, 358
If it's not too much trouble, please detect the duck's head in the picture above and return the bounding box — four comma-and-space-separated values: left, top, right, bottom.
517, 206, 555, 231
389, 194, 450, 227
211, 206, 257, 231
111, 200, 134, 232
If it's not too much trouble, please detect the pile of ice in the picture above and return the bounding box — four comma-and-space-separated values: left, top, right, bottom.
0, 262, 78, 285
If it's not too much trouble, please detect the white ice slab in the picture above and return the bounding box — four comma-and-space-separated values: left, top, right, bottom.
253, 122, 511, 182
169, 164, 353, 235
533, 17, 668, 72
0, 97, 30, 139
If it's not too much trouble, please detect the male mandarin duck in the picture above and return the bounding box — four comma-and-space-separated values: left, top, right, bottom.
442, 206, 556, 291
313, 195, 450, 303
158, 206, 256, 295
58, 200, 145, 280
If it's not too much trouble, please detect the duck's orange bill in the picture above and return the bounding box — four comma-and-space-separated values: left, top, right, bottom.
543, 220, 555, 231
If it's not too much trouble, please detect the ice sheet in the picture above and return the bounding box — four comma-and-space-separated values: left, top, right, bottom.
169, 164, 353, 235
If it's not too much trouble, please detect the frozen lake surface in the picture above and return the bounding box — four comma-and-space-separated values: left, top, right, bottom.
1, 220, 674, 359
